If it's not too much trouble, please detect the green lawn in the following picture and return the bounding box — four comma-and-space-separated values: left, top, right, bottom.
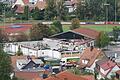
63, 24, 120, 32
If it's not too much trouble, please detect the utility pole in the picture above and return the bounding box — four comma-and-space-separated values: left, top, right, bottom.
104, 2, 110, 32
3, 4, 6, 29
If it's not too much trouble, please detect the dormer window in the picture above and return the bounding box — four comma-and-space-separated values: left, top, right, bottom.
82, 59, 89, 64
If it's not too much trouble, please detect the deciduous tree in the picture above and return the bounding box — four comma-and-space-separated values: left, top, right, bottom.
30, 23, 51, 40
0, 29, 8, 43
96, 32, 110, 48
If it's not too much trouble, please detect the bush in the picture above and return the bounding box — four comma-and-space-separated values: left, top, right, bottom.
70, 18, 80, 30
52, 20, 63, 33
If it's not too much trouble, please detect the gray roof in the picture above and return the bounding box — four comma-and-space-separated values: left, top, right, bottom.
96, 58, 109, 66
17, 59, 43, 65
104, 51, 120, 58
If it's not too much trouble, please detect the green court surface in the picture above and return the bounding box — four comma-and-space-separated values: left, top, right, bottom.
63, 24, 120, 32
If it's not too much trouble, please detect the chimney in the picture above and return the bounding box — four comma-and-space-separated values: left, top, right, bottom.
108, 57, 110, 59
107, 62, 110, 67
27, 55, 32, 61
90, 46, 94, 51
42, 74, 48, 79
115, 53, 117, 58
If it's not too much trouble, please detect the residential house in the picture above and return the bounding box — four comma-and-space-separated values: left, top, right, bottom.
29, 0, 38, 4
12, 0, 29, 8
64, 0, 78, 13
34, 0, 46, 10
12, 0, 46, 14
116, 70, 120, 80
78, 47, 102, 71
11, 55, 36, 69
95, 58, 120, 79
16, 58, 44, 70
11, 56, 49, 80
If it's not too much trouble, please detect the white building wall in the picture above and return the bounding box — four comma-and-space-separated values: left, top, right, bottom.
11, 44, 19, 53
107, 65, 120, 79
4, 43, 61, 59
21, 47, 38, 57
29, 0, 38, 4
97, 68, 110, 79
86, 60, 98, 72
38, 50, 61, 59
16, 61, 24, 70
100, 68, 110, 76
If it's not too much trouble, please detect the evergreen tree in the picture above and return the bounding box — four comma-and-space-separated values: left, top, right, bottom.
32, 7, 44, 20
45, 0, 68, 21
56, 0, 68, 20
23, 6, 29, 20
52, 20, 63, 33
0, 45, 13, 80
44, 0, 57, 20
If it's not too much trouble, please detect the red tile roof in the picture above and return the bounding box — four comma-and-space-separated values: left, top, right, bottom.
71, 0, 78, 4
35, 78, 42, 80
116, 70, 120, 75
80, 75, 95, 80
35, 0, 46, 10
15, 5, 24, 13
73, 28, 100, 39
23, 0, 29, 4
100, 60, 116, 70
79, 47, 102, 68
15, 71, 41, 80
44, 71, 87, 80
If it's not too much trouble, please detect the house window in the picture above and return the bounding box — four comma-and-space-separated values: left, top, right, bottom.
96, 64, 100, 70
87, 43, 90, 47
82, 59, 89, 64
116, 73, 120, 79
